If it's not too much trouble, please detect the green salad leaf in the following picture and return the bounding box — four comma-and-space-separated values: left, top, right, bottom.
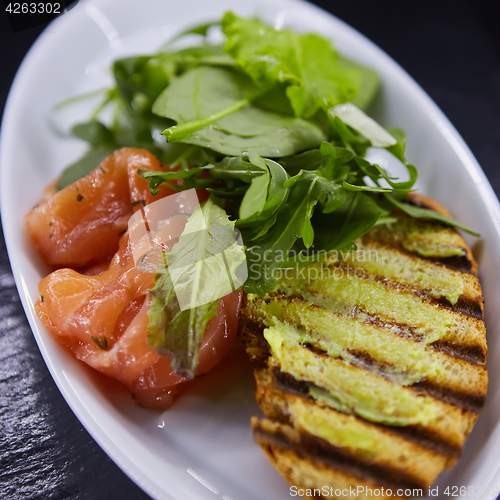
147, 269, 220, 379
338, 56, 380, 110
209, 155, 266, 182
56, 146, 117, 191
238, 156, 289, 225
153, 66, 325, 156
330, 103, 396, 147
386, 195, 480, 237
147, 197, 246, 378
243, 169, 347, 294
221, 12, 361, 118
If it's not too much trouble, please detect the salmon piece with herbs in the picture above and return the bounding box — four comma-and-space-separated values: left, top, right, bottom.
26, 148, 176, 268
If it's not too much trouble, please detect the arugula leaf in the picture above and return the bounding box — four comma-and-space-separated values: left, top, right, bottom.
221, 12, 360, 118
319, 141, 353, 183
278, 149, 322, 176
53, 87, 109, 111
386, 195, 480, 236
238, 157, 289, 225
357, 156, 418, 192
209, 155, 266, 182
343, 181, 392, 193
329, 115, 370, 157
238, 164, 268, 219
147, 270, 219, 379
313, 191, 387, 251
56, 146, 117, 191
153, 66, 325, 156
243, 170, 346, 295
147, 198, 246, 377
207, 185, 248, 199
112, 55, 175, 122
139, 166, 210, 193
71, 121, 115, 147
330, 103, 396, 147
386, 127, 407, 162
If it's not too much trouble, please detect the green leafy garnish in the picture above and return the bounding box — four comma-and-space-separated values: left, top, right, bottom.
386, 195, 479, 236
147, 269, 219, 379
153, 66, 325, 156
147, 198, 246, 378
221, 12, 361, 118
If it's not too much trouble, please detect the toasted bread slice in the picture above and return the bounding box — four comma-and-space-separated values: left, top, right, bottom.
241, 195, 486, 499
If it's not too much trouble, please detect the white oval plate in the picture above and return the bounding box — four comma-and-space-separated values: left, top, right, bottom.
2, 0, 500, 499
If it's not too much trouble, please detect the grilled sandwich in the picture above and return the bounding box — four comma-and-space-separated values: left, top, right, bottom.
240, 193, 486, 499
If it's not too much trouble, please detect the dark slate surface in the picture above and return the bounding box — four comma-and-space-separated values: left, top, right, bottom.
1, 0, 499, 499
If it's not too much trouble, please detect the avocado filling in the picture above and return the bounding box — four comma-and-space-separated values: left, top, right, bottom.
248, 294, 457, 386
368, 218, 467, 259
274, 266, 466, 345
328, 241, 465, 304
264, 322, 438, 426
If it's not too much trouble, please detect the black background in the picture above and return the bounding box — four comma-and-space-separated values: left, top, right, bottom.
1, 0, 499, 498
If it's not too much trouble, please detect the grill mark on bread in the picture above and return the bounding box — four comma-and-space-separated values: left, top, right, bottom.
372, 275, 483, 319
431, 340, 485, 365
360, 232, 475, 276
410, 380, 485, 412
310, 259, 483, 320
308, 342, 485, 411
420, 253, 473, 274
272, 368, 463, 457
378, 246, 473, 274
433, 296, 483, 320
362, 312, 485, 365
393, 196, 474, 273
344, 351, 485, 412
371, 275, 483, 320
333, 238, 483, 318
242, 313, 486, 411
265, 293, 486, 366
253, 420, 429, 492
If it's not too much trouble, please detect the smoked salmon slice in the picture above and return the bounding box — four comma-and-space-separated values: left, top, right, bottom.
30, 148, 241, 409
26, 148, 177, 268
